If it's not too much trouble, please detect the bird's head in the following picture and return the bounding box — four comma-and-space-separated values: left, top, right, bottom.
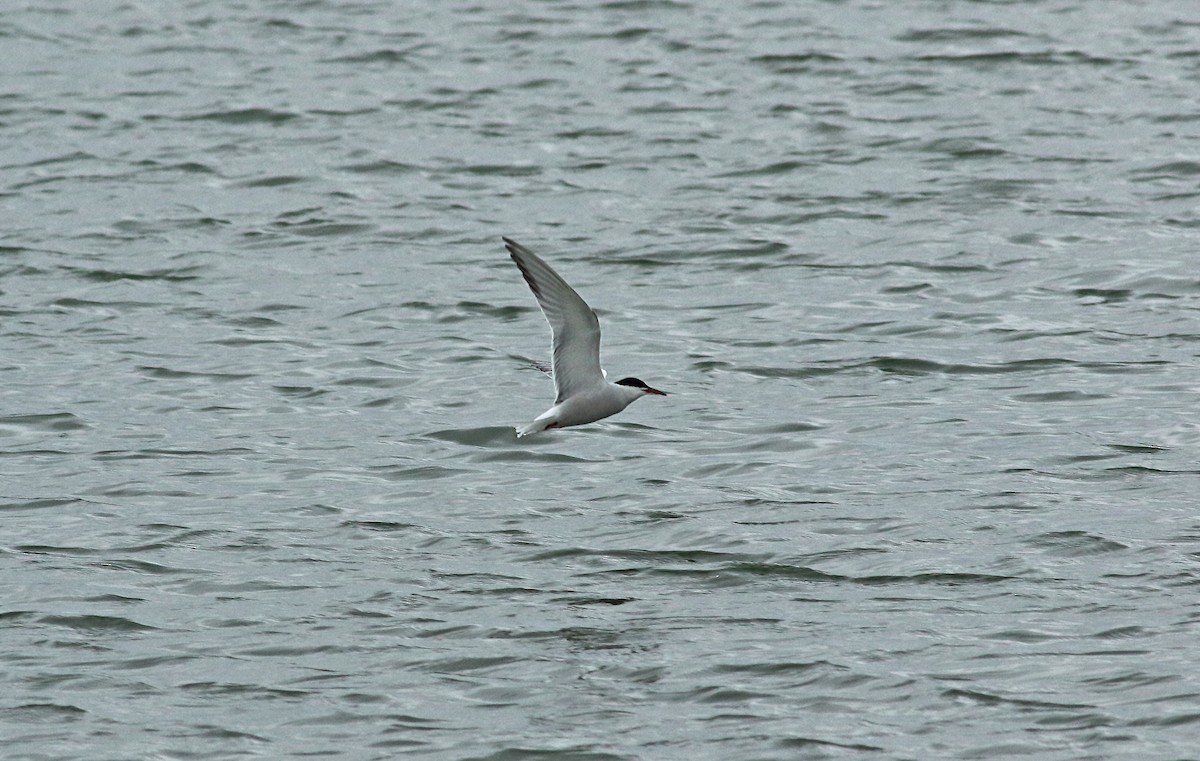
615, 377, 667, 396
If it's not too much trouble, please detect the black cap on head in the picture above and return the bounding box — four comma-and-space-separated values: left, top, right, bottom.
616, 377, 666, 395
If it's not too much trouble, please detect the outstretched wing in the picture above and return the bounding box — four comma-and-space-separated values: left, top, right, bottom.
504, 237, 605, 403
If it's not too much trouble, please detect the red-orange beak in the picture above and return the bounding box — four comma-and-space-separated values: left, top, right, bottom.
645, 386, 667, 396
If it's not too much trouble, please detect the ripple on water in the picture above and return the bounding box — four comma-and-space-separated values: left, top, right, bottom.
4, 1, 1200, 759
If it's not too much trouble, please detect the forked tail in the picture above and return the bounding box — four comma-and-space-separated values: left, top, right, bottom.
515, 417, 558, 437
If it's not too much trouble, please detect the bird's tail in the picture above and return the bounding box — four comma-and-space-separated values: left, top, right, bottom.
516, 416, 557, 437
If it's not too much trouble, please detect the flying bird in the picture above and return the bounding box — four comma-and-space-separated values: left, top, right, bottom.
504, 237, 666, 437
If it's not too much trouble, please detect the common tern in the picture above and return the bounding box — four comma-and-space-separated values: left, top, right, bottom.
504, 237, 666, 437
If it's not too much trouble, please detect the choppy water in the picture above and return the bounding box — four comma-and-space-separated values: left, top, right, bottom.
4, 1, 1200, 759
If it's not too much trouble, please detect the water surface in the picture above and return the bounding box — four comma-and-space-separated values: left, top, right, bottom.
3, 1, 1199, 759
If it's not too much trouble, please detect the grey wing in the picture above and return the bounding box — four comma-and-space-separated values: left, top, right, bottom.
504, 237, 605, 403
531, 358, 600, 381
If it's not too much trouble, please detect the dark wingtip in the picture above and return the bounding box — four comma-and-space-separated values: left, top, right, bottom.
503, 237, 523, 263
504, 238, 540, 297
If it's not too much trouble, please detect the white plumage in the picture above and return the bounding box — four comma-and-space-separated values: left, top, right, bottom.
504, 237, 666, 436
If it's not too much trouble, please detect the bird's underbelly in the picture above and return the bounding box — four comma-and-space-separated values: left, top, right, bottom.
552, 389, 629, 427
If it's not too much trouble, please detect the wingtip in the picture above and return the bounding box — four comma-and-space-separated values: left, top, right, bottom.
502, 236, 521, 260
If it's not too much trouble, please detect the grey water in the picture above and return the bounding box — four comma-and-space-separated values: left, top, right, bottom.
3, 1, 1199, 759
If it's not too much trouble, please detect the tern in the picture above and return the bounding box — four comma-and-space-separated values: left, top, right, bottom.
504, 237, 666, 437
